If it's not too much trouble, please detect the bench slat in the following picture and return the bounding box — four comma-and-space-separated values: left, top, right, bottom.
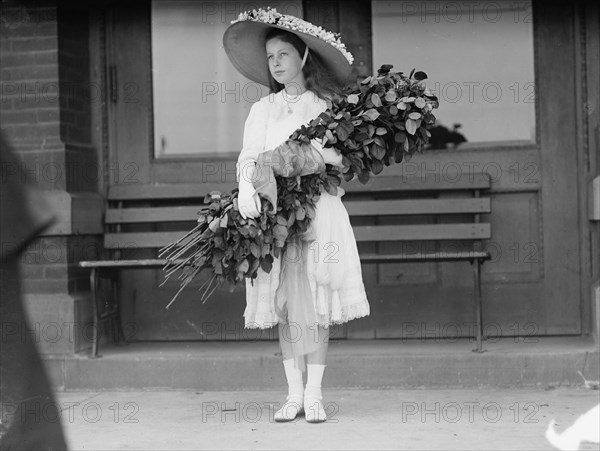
344, 198, 490, 216
109, 183, 233, 200
105, 232, 194, 249
78, 258, 192, 268
107, 173, 491, 200
79, 259, 167, 268
344, 173, 491, 193
106, 206, 205, 223
79, 251, 491, 269
106, 198, 491, 224
105, 223, 491, 249
353, 224, 491, 241
360, 251, 490, 263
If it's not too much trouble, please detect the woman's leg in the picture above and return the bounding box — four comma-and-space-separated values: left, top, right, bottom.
305, 326, 330, 423
275, 324, 304, 422
306, 325, 330, 364
278, 322, 296, 361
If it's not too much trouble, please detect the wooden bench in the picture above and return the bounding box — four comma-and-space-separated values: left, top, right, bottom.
343, 172, 492, 352
78, 183, 213, 357
79, 173, 491, 357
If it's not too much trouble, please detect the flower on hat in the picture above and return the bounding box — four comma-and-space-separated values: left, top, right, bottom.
231, 7, 354, 65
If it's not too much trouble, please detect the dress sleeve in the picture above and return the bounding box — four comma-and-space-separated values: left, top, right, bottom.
236, 99, 269, 183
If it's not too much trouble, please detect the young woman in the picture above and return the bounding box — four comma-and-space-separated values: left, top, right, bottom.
223, 9, 370, 423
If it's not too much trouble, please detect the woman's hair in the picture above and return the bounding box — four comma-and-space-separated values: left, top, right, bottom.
264, 28, 343, 100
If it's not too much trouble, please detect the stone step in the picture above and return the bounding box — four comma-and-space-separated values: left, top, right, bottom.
44, 337, 600, 391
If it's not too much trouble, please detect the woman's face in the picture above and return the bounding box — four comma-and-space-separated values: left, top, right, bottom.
265, 37, 306, 89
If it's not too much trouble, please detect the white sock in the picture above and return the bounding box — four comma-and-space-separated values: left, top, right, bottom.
282, 358, 304, 399
305, 363, 326, 399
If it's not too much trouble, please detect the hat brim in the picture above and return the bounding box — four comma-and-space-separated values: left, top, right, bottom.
223, 21, 352, 87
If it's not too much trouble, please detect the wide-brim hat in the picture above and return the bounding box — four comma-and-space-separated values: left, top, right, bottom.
223, 8, 354, 87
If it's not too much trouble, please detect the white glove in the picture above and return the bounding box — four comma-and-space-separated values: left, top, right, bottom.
237, 161, 261, 219
311, 138, 343, 167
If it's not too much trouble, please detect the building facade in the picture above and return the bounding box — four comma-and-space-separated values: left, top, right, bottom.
1, 0, 598, 359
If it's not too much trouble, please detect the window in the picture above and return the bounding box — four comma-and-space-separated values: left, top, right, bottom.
372, 0, 535, 148
151, 1, 302, 159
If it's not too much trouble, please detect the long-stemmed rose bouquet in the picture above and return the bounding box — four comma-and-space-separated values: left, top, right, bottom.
159, 65, 439, 306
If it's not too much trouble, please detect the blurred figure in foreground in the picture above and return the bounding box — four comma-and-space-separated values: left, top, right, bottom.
0, 132, 68, 450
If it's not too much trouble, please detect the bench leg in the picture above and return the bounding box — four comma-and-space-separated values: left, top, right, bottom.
472, 258, 485, 353
90, 267, 100, 358
90, 268, 125, 357
110, 271, 126, 346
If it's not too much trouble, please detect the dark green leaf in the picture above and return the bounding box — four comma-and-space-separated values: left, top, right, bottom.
286, 211, 295, 228
238, 259, 249, 273
324, 183, 338, 195
394, 148, 404, 163
363, 109, 380, 121
414, 71, 427, 81
260, 254, 273, 273
377, 64, 393, 75
358, 170, 370, 184
371, 145, 386, 160
371, 93, 382, 107
371, 159, 384, 174
406, 119, 418, 135
395, 132, 406, 143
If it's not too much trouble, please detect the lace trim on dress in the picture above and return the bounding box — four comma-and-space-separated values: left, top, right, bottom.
245, 315, 279, 330
244, 296, 370, 329
318, 300, 370, 327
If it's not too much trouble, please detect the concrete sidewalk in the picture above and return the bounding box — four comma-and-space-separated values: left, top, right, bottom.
54, 387, 599, 450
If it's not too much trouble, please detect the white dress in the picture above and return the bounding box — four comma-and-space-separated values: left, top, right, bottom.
236, 89, 370, 329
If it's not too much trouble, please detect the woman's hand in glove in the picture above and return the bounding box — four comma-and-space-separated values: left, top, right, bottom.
237, 161, 261, 219
311, 138, 343, 167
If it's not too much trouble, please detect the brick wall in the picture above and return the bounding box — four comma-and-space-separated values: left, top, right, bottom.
1, 3, 97, 192
20, 235, 101, 295
0, 2, 103, 354
0, 3, 63, 186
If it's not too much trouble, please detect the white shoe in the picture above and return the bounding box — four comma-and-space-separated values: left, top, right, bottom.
304, 395, 327, 423
274, 395, 304, 422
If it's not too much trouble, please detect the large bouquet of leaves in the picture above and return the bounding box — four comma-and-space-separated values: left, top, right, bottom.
160, 65, 439, 305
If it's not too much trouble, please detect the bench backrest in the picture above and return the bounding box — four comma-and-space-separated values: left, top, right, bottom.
344, 173, 491, 245
103, 173, 491, 251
